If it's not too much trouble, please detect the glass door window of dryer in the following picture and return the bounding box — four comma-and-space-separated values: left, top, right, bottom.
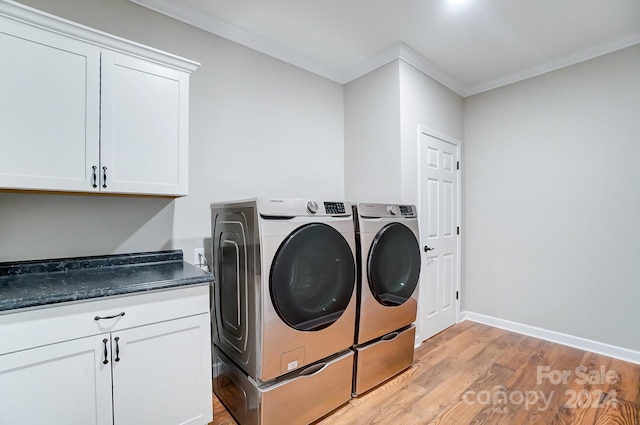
270, 223, 356, 332
367, 223, 421, 306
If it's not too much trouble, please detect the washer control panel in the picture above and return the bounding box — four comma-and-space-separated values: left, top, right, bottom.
256, 198, 352, 219
399, 205, 414, 216
324, 202, 346, 215
258, 198, 351, 217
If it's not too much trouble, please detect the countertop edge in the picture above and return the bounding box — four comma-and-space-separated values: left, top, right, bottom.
0, 251, 213, 313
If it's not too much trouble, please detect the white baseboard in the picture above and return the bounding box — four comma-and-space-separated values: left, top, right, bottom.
461, 311, 640, 365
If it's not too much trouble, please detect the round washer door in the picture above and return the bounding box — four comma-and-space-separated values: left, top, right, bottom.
367, 222, 421, 306
270, 223, 356, 331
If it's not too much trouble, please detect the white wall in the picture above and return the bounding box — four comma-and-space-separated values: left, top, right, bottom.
344, 60, 464, 205
464, 45, 640, 351
1, 0, 344, 262
399, 60, 464, 207
344, 61, 401, 202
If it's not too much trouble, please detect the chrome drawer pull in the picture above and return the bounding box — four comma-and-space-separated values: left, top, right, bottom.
299, 362, 328, 377
381, 331, 400, 341
94, 312, 125, 321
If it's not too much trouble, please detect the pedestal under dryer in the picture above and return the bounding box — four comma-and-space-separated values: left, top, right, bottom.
353, 202, 421, 395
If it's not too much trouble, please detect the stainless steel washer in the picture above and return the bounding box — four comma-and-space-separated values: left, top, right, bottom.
353, 202, 421, 395
210, 198, 357, 382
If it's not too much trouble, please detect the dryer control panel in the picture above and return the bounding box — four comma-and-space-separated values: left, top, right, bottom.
357, 203, 417, 218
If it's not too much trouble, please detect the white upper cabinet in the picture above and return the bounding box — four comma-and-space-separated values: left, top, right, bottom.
0, 1, 198, 196
0, 18, 101, 192
100, 52, 190, 195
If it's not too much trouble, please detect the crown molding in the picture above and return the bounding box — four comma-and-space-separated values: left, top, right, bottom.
129, 0, 640, 97
128, 0, 343, 82
130, 0, 467, 94
396, 43, 466, 96
337, 43, 402, 85
465, 31, 640, 96
0, 0, 198, 72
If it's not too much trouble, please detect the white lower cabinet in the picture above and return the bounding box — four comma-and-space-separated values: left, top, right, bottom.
0, 286, 212, 425
112, 314, 211, 425
0, 334, 113, 425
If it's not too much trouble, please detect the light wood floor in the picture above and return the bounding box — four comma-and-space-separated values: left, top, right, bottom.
209, 321, 640, 424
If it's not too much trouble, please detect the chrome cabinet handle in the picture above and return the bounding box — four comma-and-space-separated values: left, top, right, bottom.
102, 166, 107, 188
92, 166, 98, 188
114, 336, 121, 362
381, 331, 400, 341
94, 312, 125, 321
102, 338, 109, 364
299, 362, 328, 377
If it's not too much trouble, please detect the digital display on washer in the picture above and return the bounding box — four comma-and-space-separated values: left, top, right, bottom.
324, 202, 345, 214
399, 205, 414, 216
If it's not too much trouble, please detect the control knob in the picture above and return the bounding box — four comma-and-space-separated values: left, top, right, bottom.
387, 205, 398, 215
307, 201, 319, 214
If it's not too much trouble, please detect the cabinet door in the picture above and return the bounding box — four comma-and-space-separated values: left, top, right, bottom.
100, 51, 189, 196
111, 314, 212, 425
0, 334, 113, 425
0, 18, 100, 192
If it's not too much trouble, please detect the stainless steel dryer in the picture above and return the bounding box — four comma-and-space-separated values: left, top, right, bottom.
353, 202, 421, 395
210, 198, 357, 424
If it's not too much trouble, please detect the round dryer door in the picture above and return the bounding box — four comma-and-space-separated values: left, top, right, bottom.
367, 222, 421, 306
270, 223, 356, 332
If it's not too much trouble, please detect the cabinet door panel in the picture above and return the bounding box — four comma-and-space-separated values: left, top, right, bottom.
100, 51, 189, 196
112, 314, 212, 425
0, 334, 113, 425
0, 18, 100, 191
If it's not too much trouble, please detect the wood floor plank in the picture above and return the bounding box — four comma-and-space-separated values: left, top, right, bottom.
466, 338, 556, 424
547, 351, 612, 425
500, 343, 587, 425
425, 319, 478, 346
606, 357, 640, 401
387, 332, 508, 423
209, 322, 640, 425
426, 363, 515, 425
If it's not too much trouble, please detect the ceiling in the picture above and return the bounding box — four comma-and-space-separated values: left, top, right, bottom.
130, 0, 640, 96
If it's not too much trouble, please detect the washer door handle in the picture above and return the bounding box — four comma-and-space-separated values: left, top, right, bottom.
424, 245, 435, 252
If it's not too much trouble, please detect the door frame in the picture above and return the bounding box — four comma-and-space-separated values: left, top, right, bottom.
416, 126, 462, 345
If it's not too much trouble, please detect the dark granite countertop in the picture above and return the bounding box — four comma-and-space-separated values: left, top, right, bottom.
0, 250, 212, 313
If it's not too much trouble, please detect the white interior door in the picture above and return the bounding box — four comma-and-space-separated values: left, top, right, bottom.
418, 129, 460, 341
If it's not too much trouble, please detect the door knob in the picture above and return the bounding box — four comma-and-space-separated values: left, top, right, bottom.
424, 246, 434, 252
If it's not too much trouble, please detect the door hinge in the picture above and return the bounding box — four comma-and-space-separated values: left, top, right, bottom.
457, 161, 459, 170
456, 291, 459, 300
457, 226, 460, 235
